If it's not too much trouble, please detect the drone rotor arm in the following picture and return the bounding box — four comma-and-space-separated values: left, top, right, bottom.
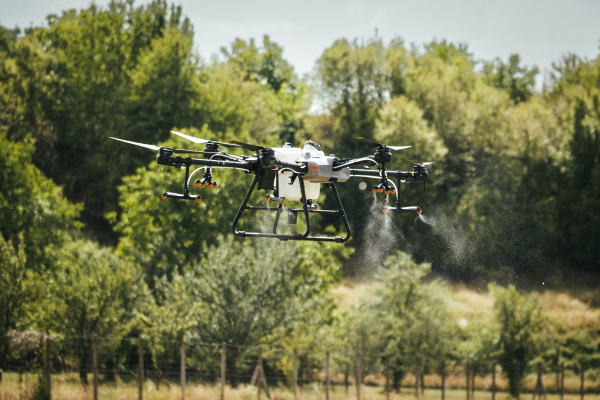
333, 157, 377, 171
227, 139, 266, 152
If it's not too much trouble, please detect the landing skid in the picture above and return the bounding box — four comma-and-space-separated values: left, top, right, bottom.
232, 170, 351, 243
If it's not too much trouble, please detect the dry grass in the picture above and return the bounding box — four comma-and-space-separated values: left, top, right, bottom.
331, 278, 600, 334
445, 284, 495, 323
331, 280, 379, 311
540, 291, 600, 333
1, 377, 599, 400
1, 371, 599, 400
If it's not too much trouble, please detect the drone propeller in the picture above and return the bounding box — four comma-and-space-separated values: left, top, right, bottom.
110, 137, 217, 155
410, 160, 434, 167
227, 139, 267, 152
170, 131, 241, 148
356, 137, 412, 151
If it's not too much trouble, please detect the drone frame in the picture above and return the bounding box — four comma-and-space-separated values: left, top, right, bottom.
112, 135, 429, 243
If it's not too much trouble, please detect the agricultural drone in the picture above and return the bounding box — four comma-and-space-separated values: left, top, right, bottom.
110, 131, 431, 243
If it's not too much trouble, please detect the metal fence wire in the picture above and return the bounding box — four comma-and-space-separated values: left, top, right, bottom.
0, 333, 599, 400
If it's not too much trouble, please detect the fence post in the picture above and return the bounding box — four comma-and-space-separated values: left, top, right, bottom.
45, 333, 51, 399
221, 342, 226, 400
560, 363, 564, 400
326, 350, 331, 400
533, 363, 546, 400
415, 355, 420, 400
471, 366, 475, 397
386, 355, 391, 400
345, 368, 349, 396
491, 363, 496, 400
138, 337, 144, 400
93, 335, 98, 400
555, 348, 560, 393
516, 361, 521, 400
580, 362, 585, 400
181, 339, 186, 400
441, 360, 445, 400
356, 350, 362, 400
256, 346, 262, 400
293, 349, 298, 400
465, 362, 469, 400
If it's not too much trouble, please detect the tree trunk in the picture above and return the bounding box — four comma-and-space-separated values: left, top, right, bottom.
226, 346, 239, 387
79, 340, 89, 385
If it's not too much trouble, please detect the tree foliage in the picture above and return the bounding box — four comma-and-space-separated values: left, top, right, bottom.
0, 133, 81, 270
50, 239, 145, 383
492, 284, 546, 397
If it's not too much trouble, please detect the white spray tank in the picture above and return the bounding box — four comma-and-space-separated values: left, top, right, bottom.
274, 142, 321, 201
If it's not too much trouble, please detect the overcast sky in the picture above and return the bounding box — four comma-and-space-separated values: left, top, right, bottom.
2, 0, 600, 83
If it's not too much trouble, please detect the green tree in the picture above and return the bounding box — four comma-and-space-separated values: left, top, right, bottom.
316, 37, 389, 155
483, 54, 539, 104
0, 133, 81, 271
189, 235, 339, 385
492, 284, 546, 398
2, 1, 196, 242
0, 234, 39, 366
221, 35, 295, 94
375, 252, 456, 390
126, 29, 200, 144
50, 239, 145, 384
220, 35, 308, 145
143, 272, 203, 378
558, 98, 600, 269
330, 305, 385, 396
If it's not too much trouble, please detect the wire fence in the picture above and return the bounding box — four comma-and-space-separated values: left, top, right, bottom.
1, 333, 599, 400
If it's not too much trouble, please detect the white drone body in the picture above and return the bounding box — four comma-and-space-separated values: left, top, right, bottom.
273, 142, 351, 201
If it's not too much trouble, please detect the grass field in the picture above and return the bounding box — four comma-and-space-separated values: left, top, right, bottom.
1, 371, 598, 400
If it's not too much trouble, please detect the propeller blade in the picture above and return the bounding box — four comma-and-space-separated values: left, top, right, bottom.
227, 139, 266, 152
170, 130, 208, 144
356, 137, 411, 150
356, 137, 382, 148
410, 160, 434, 166
171, 131, 241, 148
111, 137, 216, 155
110, 137, 160, 151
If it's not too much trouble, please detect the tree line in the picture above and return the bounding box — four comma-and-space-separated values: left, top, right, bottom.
1, 0, 599, 397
